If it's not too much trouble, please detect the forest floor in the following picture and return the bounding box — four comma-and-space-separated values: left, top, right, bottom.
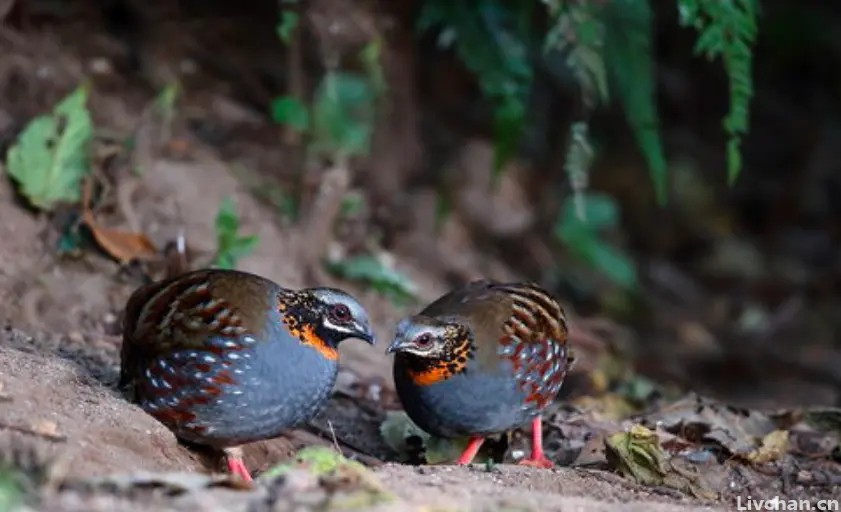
2, 2, 841, 511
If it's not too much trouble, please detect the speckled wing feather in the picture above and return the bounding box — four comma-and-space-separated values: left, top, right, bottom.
119, 270, 272, 391
423, 280, 571, 409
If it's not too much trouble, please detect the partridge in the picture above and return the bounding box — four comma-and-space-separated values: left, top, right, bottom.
386, 280, 571, 467
119, 269, 375, 481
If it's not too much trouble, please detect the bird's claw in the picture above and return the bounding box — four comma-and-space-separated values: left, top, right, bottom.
518, 456, 554, 469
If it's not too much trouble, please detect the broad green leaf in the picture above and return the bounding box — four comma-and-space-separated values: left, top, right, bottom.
213, 197, 259, 270
276, 11, 299, 44
555, 193, 637, 289
582, 240, 638, 289
558, 192, 619, 230
5, 86, 93, 210
606, 425, 667, 486
270, 95, 310, 131
327, 255, 417, 302
0, 468, 22, 512
310, 72, 377, 160
380, 411, 470, 464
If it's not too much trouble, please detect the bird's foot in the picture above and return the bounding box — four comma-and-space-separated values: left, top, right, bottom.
224, 447, 253, 482
518, 455, 554, 469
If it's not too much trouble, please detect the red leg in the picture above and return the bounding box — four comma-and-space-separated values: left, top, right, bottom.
224, 447, 253, 482
518, 416, 553, 468
455, 436, 485, 465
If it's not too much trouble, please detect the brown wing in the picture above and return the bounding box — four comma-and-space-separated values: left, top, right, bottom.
492, 283, 570, 409
423, 280, 570, 408
119, 269, 271, 390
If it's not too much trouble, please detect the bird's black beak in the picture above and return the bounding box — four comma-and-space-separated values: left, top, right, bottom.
354, 321, 376, 345
385, 336, 409, 355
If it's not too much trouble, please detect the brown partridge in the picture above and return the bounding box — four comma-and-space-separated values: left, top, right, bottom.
120, 269, 375, 481
386, 280, 572, 467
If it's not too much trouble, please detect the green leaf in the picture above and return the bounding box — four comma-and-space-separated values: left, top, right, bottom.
678, 0, 758, 185
558, 192, 618, 229
270, 95, 310, 131
260, 446, 396, 505
380, 411, 470, 464
276, 11, 299, 44
603, 0, 668, 204
154, 82, 180, 118
0, 468, 23, 512
418, 0, 533, 171
545, 1, 609, 107
555, 192, 637, 289
213, 197, 259, 270
360, 38, 387, 96
327, 255, 417, 302
5, 86, 93, 210
581, 239, 638, 289
310, 72, 377, 160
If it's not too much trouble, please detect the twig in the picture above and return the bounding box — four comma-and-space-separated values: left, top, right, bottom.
298, 164, 350, 283
0, 421, 67, 442
299, 425, 383, 467
327, 420, 342, 455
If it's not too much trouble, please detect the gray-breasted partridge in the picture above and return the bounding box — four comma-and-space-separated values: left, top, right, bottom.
386, 280, 572, 467
120, 269, 375, 481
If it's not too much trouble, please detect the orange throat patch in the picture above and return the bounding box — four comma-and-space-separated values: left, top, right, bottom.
405, 336, 472, 386
298, 324, 339, 360
407, 362, 464, 385
282, 311, 339, 361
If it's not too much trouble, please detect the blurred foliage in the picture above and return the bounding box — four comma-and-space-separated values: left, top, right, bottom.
408, 0, 758, 286
554, 192, 637, 289
418, 0, 534, 172
602, 0, 667, 203
544, 0, 608, 108
418, 0, 757, 197
271, 96, 310, 131
327, 255, 418, 304
309, 71, 378, 162
678, 0, 758, 184
271, 37, 383, 165
5, 86, 92, 211
380, 411, 472, 465
213, 197, 259, 269
0, 466, 23, 512
605, 425, 716, 499
154, 81, 181, 142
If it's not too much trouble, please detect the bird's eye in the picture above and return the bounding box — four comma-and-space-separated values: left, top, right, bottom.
415, 333, 433, 347
329, 304, 352, 324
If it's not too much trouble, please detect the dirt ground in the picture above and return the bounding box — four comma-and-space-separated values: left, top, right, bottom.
0, 331, 721, 512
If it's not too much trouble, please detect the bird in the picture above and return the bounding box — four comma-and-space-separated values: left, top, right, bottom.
119, 268, 376, 481
386, 280, 572, 468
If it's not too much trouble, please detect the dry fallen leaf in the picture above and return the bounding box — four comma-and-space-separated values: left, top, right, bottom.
83, 210, 159, 264
746, 429, 789, 464
81, 178, 158, 264
643, 393, 776, 455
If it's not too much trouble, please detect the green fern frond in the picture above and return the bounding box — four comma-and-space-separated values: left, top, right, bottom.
564, 121, 595, 220
419, 0, 534, 171
543, 0, 609, 108
603, 0, 668, 204
678, 0, 759, 184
